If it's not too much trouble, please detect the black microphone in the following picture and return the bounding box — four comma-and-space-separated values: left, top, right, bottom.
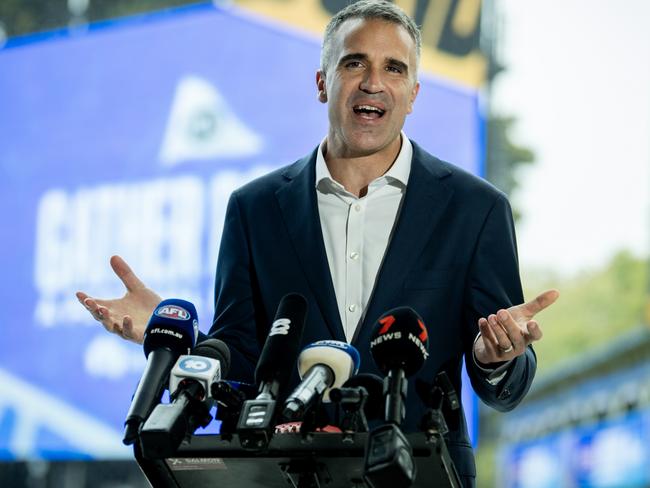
369, 307, 429, 424
211, 380, 251, 439
139, 338, 230, 458
364, 307, 430, 488
330, 373, 384, 433
237, 293, 307, 449
417, 371, 461, 437
283, 340, 360, 421
122, 299, 198, 446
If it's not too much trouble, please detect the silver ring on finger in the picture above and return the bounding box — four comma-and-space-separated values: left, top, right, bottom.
499, 344, 514, 353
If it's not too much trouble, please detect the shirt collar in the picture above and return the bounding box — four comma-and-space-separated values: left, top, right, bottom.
315, 132, 412, 190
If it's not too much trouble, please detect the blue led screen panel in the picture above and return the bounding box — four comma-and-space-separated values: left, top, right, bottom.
0, 4, 482, 459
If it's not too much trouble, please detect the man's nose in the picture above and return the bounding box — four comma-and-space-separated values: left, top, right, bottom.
359, 67, 384, 93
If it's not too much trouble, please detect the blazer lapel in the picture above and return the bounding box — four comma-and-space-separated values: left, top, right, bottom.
275, 149, 346, 342
354, 143, 455, 346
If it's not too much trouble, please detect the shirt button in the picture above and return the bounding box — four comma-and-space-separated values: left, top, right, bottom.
354, 204, 361, 212
498, 387, 511, 400
348, 304, 357, 312
349, 251, 359, 260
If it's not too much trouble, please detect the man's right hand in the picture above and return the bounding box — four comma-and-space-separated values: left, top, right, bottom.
76, 255, 162, 344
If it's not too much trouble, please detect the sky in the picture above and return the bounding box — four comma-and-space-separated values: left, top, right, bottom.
492, 0, 650, 276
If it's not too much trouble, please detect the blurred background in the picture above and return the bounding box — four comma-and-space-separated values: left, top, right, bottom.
0, 0, 648, 487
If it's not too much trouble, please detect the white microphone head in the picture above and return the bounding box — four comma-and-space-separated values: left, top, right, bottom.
297, 340, 360, 401
169, 355, 221, 400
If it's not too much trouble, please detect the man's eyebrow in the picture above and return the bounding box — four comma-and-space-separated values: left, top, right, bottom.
338, 53, 409, 74
387, 57, 409, 74
338, 53, 368, 66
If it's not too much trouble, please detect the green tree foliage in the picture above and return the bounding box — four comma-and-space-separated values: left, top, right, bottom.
476, 251, 648, 488
0, 0, 199, 38
485, 114, 535, 220
522, 249, 648, 374
0, 0, 68, 37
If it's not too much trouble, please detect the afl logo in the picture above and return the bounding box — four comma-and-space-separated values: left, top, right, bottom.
179, 357, 211, 373
155, 305, 191, 321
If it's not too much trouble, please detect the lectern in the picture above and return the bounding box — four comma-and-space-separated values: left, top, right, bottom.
135, 431, 461, 487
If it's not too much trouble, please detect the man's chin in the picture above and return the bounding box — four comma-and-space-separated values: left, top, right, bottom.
336, 130, 401, 158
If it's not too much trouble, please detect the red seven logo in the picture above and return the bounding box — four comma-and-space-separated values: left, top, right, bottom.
378, 315, 396, 334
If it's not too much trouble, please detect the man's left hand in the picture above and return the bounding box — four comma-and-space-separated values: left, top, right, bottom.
473, 289, 559, 365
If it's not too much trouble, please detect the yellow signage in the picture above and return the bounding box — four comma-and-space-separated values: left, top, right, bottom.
235, 0, 486, 88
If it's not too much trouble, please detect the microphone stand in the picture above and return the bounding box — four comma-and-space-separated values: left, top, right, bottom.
419, 372, 461, 441
384, 369, 407, 425
211, 380, 247, 441
330, 385, 370, 436
297, 396, 329, 441
363, 367, 416, 488
236, 382, 279, 449
418, 372, 462, 488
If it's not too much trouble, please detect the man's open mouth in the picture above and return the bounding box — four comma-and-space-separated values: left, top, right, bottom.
353, 105, 386, 118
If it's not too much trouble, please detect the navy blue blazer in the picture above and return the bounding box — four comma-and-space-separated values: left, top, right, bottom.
209, 141, 536, 479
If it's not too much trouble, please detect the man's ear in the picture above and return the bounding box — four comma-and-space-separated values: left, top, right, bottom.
407, 80, 420, 114
316, 70, 327, 103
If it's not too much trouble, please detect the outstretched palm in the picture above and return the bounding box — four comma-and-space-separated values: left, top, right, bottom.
76, 255, 162, 344
474, 289, 559, 364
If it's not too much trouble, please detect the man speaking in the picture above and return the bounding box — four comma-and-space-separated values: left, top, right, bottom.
77, 1, 558, 485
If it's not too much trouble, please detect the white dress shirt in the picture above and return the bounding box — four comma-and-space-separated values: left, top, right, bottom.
315, 134, 412, 341
315, 133, 509, 383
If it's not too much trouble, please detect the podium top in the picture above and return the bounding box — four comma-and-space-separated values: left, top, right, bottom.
136, 432, 460, 488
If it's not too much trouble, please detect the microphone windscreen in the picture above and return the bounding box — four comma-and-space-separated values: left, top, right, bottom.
369, 307, 429, 377
143, 299, 198, 357
255, 293, 308, 386
297, 340, 360, 389
169, 354, 222, 398
341, 373, 384, 421
193, 338, 231, 377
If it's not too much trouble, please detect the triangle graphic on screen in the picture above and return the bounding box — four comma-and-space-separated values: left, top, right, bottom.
159, 75, 263, 166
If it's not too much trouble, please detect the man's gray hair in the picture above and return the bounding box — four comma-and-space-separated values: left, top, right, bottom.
320, 0, 421, 74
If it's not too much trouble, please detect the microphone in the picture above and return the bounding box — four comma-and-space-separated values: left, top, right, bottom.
237, 293, 307, 449
364, 307, 429, 488
169, 338, 231, 394
211, 380, 251, 439
369, 307, 429, 424
417, 371, 461, 437
283, 340, 360, 421
330, 373, 384, 432
139, 338, 230, 458
122, 299, 198, 445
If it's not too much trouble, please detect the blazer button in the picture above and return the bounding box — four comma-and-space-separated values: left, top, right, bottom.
498, 387, 511, 400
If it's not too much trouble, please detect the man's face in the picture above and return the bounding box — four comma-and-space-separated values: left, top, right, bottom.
317, 18, 420, 159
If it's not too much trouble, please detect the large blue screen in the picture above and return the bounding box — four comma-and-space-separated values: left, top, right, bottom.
0, 4, 481, 459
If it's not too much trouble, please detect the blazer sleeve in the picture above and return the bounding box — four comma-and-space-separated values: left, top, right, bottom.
463, 193, 537, 412
205, 191, 260, 383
